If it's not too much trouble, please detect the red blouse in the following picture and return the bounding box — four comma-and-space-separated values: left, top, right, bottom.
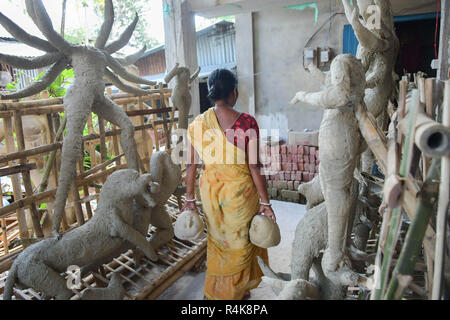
225, 113, 260, 152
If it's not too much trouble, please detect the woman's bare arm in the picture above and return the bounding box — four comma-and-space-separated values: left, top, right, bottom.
183, 142, 199, 211
248, 139, 276, 222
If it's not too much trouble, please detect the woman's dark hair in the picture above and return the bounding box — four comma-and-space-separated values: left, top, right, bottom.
207, 69, 238, 103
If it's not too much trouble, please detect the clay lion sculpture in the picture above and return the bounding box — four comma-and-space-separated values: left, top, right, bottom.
3, 151, 181, 300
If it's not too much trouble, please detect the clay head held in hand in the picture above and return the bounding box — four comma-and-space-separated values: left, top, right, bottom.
249, 215, 281, 248
3, 168, 164, 300
174, 210, 204, 241
164, 63, 201, 130
0, 0, 158, 238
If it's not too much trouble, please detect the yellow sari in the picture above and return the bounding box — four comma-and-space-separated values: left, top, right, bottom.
188, 108, 269, 300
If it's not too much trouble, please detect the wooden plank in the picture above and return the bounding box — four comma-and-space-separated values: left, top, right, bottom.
0, 163, 37, 177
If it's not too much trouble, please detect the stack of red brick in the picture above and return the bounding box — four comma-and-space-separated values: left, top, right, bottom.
261, 143, 320, 203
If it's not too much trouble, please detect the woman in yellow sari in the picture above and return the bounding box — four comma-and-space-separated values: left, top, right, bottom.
183, 69, 276, 300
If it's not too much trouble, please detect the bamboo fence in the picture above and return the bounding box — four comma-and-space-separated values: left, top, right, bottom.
369, 77, 449, 300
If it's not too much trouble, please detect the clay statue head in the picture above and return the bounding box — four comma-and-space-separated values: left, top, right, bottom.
135, 173, 161, 208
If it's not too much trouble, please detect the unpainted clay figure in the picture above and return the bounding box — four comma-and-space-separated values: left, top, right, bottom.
0, 0, 156, 237
80, 272, 125, 300
290, 54, 366, 287
164, 63, 201, 130
342, 0, 399, 173
2, 157, 181, 300
258, 178, 366, 300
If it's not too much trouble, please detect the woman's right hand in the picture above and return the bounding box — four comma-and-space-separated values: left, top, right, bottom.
182, 200, 199, 213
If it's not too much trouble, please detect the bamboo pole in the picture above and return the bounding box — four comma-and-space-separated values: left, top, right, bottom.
432, 80, 450, 300
373, 90, 421, 299
384, 158, 441, 300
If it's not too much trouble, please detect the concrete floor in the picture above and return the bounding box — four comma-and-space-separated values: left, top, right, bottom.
157, 200, 307, 300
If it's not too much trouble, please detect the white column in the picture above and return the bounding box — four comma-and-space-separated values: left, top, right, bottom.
235, 12, 256, 115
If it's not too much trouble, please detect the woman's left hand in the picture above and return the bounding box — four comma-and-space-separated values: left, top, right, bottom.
258, 205, 276, 223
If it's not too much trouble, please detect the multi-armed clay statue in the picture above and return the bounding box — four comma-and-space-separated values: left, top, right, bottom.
164, 63, 201, 130
342, 0, 399, 173
0, 0, 156, 237
290, 54, 367, 288
3, 151, 181, 300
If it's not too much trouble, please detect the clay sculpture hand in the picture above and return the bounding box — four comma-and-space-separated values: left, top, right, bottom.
0, 0, 156, 237
290, 54, 366, 287
3, 168, 163, 300
342, 0, 399, 173
164, 63, 201, 130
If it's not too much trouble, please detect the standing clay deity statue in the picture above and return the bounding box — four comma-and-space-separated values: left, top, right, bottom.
342, 0, 399, 173
164, 63, 201, 130
0, 0, 156, 237
290, 54, 367, 287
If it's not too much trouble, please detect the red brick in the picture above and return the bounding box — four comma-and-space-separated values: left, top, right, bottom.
303, 146, 310, 155
288, 145, 297, 155
303, 172, 311, 182
298, 162, 304, 171
295, 172, 303, 181
309, 155, 315, 163
271, 162, 281, 171
286, 163, 292, 171
285, 172, 291, 180
309, 146, 316, 155
316, 159, 320, 165
281, 162, 287, 171
273, 174, 279, 181
297, 147, 304, 156
287, 154, 292, 163
292, 163, 298, 171
309, 164, 315, 173
309, 173, 315, 181
292, 154, 298, 163
315, 150, 319, 158
281, 145, 287, 154
304, 163, 309, 171
303, 155, 309, 163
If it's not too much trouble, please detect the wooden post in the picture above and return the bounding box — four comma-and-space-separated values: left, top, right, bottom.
437, 0, 449, 81
3, 116, 29, 241
12, 110, 44, 238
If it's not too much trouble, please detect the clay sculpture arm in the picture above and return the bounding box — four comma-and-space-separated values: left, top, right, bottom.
104, 52, 156, 85
0, 52, 63, 70
0, 12, 56, 52
25, 0, 74, 56
104, 68, 152, 96
109, 209, 158, 261
0, 58, 67, 100
115, 46, 147, 66
164, 63, 180, 83
189, 67, 201, 84
95, 0, 114, 49
290, 59, 351, 109
342, 0, 389, 53
105, 14, 139, 54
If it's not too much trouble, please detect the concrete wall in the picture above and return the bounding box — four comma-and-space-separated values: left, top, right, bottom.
235, 0, 438, 141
